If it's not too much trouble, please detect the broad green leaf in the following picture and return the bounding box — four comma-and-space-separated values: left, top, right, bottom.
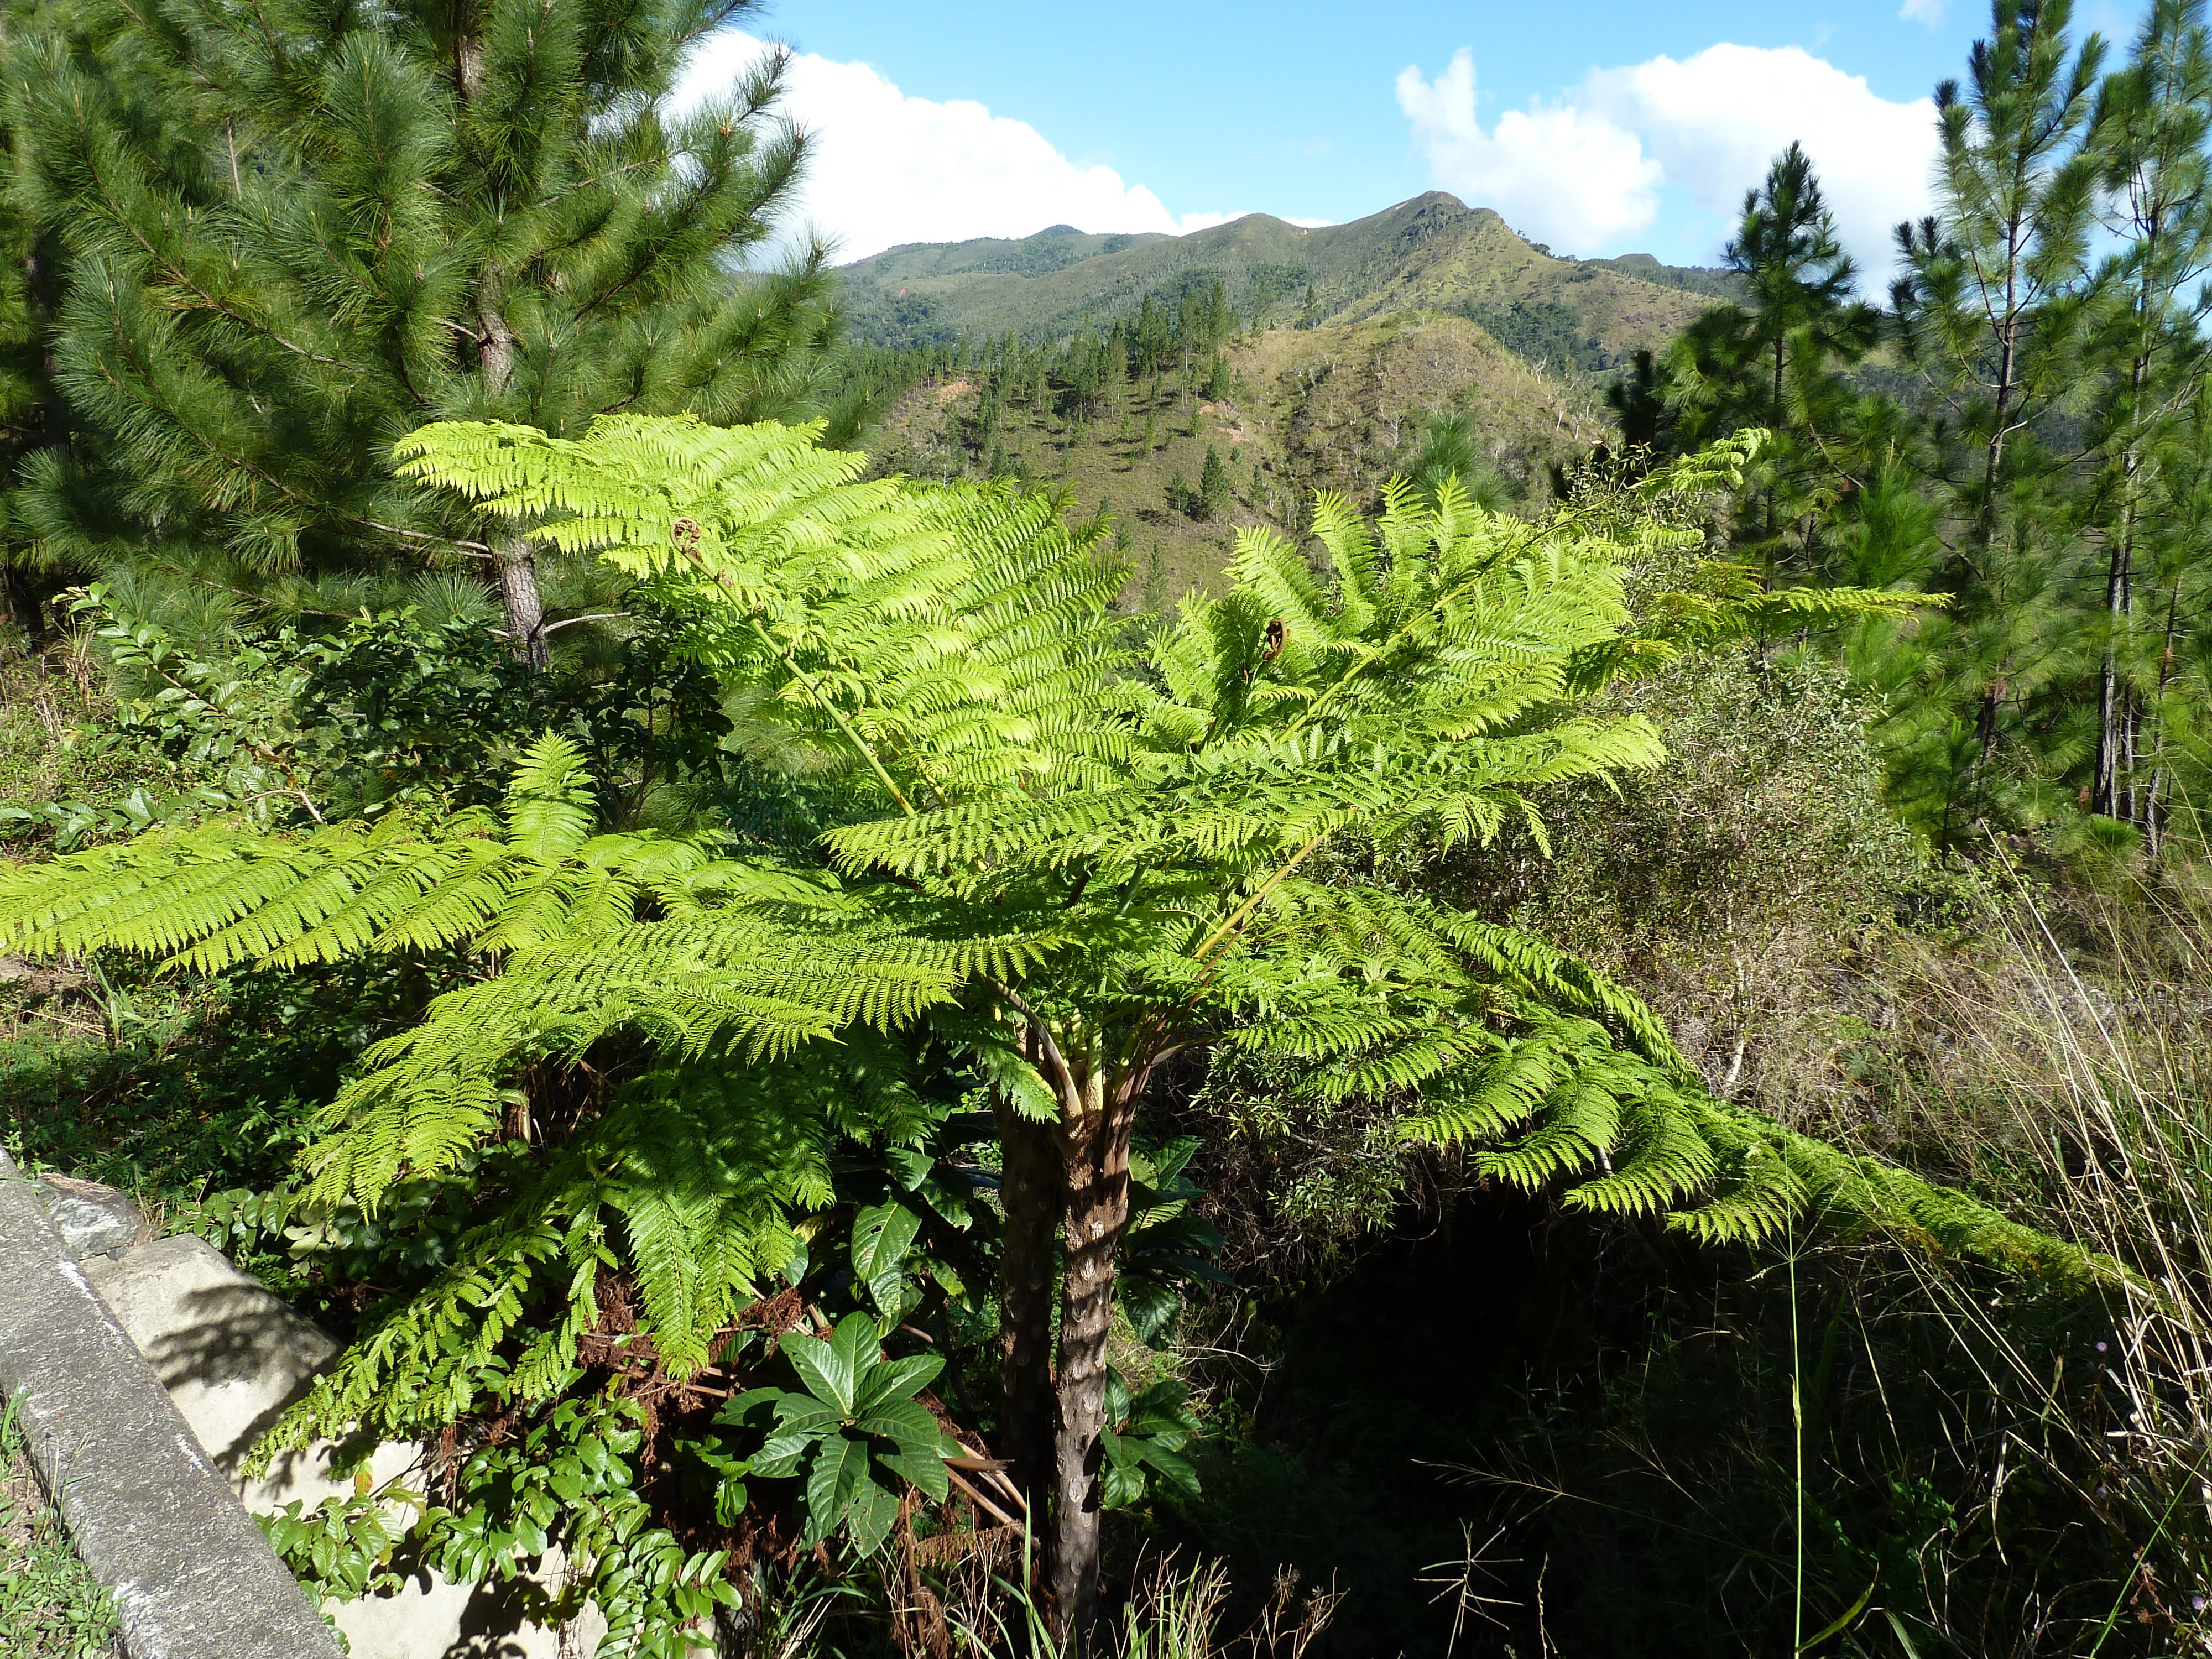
769, 1400, 846, 1437
874, 1446, 951, 1504
1099, 1457, 1145, 1511
1136, 1444, 1199, 1497
855, 1352, 945, 1412
851, 1201, 921, 1285
782, 1325, 861, 1414
826, 1313, 881, 1402
1145, 1137, 1201, 1186
1133, 1379, 1191, 1415
1103, 1370, 1132, 1427
883, 1145, 932, 1190
844, 1474, 900, 1557
928, 1256, 968, 1297
717, 1387, 789, 1427
750, 1434, 811, 1479
713, 1476, 749, 1527
853, 1397, 941, 1458
1118, 1279, 1182, 1348
803, 1434, 868, 1546
914, 1170, 977, 1232
868, 1274, 923, 1332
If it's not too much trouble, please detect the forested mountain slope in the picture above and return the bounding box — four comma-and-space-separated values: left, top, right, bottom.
843, 195, 1729, 600
863, 311, 1611, 602
840, 191, 1725, 368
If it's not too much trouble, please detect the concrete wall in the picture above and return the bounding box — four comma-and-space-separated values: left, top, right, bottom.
0, 1150, 343, 1659
2, 1154, 607, 1657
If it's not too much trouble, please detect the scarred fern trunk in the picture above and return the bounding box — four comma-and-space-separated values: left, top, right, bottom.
993, 1094, 1061, 1507
1047, 1110, 1135, 1636
992, 1012, 1159, 1644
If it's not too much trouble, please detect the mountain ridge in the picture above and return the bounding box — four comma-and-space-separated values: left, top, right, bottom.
837, 192, 1735, 368
843, 194, 1736, 606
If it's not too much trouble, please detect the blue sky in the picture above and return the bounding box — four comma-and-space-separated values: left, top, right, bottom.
675, 1, 2148, 276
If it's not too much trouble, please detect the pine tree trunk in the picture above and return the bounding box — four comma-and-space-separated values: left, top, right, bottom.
2095, 537, 2131, 815
10, 234, 65, 646
497, 536, 550, 669
2123, 687, 2140, 828
2148, 574, 2184, 854
0, 566, 41, 641
454, 14, 548, 670
2097, 336, 2152, 818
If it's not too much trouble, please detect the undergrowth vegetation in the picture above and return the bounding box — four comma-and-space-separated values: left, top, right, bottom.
0, 415, 2184, 1659
3, 3, 2212, 1656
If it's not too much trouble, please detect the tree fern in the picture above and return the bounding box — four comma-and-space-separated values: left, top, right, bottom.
1, 415, 2098, 1634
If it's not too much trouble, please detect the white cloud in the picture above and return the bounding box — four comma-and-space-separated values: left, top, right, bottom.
1398, 43, 1939, 279
1898, 0, 1948, 23
674, 33, 1300, 262
1584, 46, 1939, 274
1396, 51, 1664, 252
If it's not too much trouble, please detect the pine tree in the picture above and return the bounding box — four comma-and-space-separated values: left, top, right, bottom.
2138, 375, 2212, 839
1133, 294, 1171, 375
4, 0, 841, 664
1890, 0, 2106, 834
1608, 349, 1674, 462
1409, 412, 1509, 513
1197, 444, 1230, 520
1663, 143, 1879, 567
2083, 0, 2212, 829
1205, 278, 1233, 347
0, 414, 2084, 1635
1140, 539, 1168, 613
1729, 143, 1879, 435
0, 0, 79, 638
1893, 0, 2104, 558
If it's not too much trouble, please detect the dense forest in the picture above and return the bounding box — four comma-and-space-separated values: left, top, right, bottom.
4, 1, 2212, 1657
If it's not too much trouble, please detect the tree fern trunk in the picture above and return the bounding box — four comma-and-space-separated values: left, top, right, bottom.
1048, 1117, 1131, 1639
993, 1094, 1060, 1511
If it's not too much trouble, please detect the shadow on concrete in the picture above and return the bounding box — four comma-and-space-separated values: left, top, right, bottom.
446, 1574, 548, 1658
132, 1266, 338, 1473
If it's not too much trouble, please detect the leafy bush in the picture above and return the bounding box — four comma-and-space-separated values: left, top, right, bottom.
722, 1314, 957, 1556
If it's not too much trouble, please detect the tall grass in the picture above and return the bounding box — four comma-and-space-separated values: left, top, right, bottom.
1863, 857, 2212, 1648
935, 1535, 1335, 1659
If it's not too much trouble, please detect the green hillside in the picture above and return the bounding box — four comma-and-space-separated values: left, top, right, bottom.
863, 309, 1621, 605
838, 191, 1732, 371
845, 195, 1728, 600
